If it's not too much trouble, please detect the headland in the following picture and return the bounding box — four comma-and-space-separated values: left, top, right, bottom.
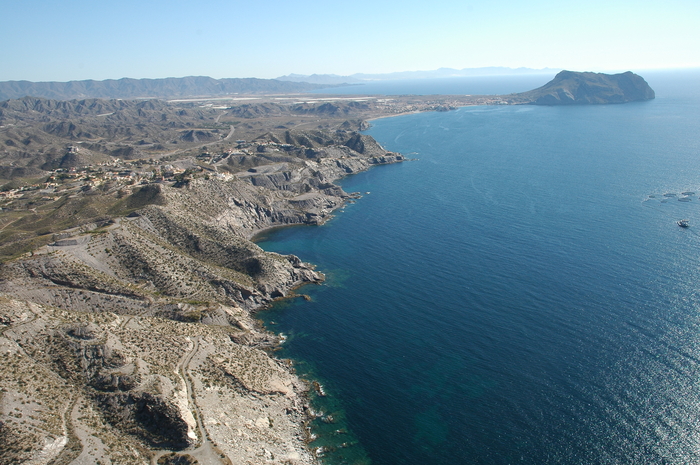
508, 70, 655, 104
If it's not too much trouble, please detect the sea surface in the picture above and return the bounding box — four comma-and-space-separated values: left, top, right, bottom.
257, 69, 700, 464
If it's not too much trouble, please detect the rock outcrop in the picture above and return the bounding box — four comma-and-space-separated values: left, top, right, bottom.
0, 295, 314, 464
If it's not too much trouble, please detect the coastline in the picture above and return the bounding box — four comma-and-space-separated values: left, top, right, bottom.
249, 71, 685, 464
256, 285, 372, 465
0, 78, 562, 463
248, 99, 518, 463
0, 71, 659, 462
0, 81, 553, 464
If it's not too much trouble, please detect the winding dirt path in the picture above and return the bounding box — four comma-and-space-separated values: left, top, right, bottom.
152, 337, 230, 465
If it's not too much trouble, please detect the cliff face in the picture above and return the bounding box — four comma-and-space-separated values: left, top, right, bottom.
0, 128, 403, 464
512, 70, 655, 105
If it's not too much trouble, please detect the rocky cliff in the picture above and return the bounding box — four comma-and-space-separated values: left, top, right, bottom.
511, 70, 655, 105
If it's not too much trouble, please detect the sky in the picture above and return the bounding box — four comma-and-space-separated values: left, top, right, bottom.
1, 0, 699, 82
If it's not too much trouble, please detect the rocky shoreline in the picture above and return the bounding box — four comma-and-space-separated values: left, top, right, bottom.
0, 127, 403, 464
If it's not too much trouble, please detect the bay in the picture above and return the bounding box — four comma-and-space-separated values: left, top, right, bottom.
257, 69, 700, 464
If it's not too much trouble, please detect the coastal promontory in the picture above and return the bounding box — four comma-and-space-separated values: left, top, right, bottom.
510, 70, 655, 105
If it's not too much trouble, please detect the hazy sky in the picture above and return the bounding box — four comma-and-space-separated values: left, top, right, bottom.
2, 0, 699, 82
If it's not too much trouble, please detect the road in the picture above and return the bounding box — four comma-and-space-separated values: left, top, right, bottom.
161, 118, 235, 159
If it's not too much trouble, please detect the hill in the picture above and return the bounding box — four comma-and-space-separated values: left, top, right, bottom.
510, 70, 655, 105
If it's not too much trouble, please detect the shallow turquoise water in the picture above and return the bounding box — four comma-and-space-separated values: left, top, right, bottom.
258, 70, 700, 464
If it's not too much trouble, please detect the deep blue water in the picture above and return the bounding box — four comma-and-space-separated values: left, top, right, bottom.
257, 69, 700, 464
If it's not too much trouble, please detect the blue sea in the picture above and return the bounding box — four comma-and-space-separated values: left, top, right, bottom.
257, 69, 700, 464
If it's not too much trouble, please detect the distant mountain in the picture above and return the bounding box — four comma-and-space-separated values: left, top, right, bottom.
0, 76, 330, 101
277, 67, 557, 84
353, 67, 558, 81
276, 74, 363, 85
512, 70, 655, 105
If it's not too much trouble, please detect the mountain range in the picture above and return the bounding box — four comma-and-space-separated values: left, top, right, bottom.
0, 76, 329, 101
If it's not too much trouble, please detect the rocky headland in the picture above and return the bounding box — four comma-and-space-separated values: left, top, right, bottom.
508, 70, 655, 105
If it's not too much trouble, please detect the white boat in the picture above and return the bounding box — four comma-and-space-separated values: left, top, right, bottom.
677, 219, 690, 228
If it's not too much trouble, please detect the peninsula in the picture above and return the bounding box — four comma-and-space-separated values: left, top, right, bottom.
0, 71, 655, 464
